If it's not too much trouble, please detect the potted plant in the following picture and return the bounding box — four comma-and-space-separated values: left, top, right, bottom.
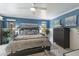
41, 26, 49, 36
46, 29, 49, 36
3, 29, 11, 44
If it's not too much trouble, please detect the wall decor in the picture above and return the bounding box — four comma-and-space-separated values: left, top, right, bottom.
54, 19, 61, 28
65, 15, 77, 26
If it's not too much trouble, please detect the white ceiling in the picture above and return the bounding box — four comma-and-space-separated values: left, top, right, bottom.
0, 3, 79, 20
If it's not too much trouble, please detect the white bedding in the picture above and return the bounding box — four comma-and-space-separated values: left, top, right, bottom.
6, 35, 50, 54
15, 35, 45, 40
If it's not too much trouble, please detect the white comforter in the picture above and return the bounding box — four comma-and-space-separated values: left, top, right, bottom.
6, 35, 50, 54
14, 35, 46, 40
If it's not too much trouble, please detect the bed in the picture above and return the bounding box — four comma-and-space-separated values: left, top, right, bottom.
6, 23, 51, 56
6, 35, 50, 56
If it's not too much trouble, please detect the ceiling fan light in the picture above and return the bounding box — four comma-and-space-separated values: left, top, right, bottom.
30, 7, 36, 11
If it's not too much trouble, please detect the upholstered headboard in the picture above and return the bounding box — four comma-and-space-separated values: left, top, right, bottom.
18, 23, 39, 35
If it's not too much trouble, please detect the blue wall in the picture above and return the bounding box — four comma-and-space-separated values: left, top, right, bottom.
52, 9, 79, 28
2, 16, 50, 28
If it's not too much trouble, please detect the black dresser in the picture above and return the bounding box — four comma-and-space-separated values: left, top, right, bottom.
53, 27, 70, 48
0, 21, 3, 45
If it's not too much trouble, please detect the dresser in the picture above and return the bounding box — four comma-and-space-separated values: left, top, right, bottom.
0, 21, 3, 45
53, 27, 70, 48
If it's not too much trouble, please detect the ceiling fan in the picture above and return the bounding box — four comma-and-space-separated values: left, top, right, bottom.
30, 3, 47, 19
18, 3, 47, 19
30, 3, 47, 12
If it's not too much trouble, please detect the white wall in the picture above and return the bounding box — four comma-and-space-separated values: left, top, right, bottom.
70, 28, 79, 50
49, 28, 53, 44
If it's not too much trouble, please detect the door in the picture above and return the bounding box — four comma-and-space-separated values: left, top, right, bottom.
7, 21, 16, 36
7, 21, 15, 30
